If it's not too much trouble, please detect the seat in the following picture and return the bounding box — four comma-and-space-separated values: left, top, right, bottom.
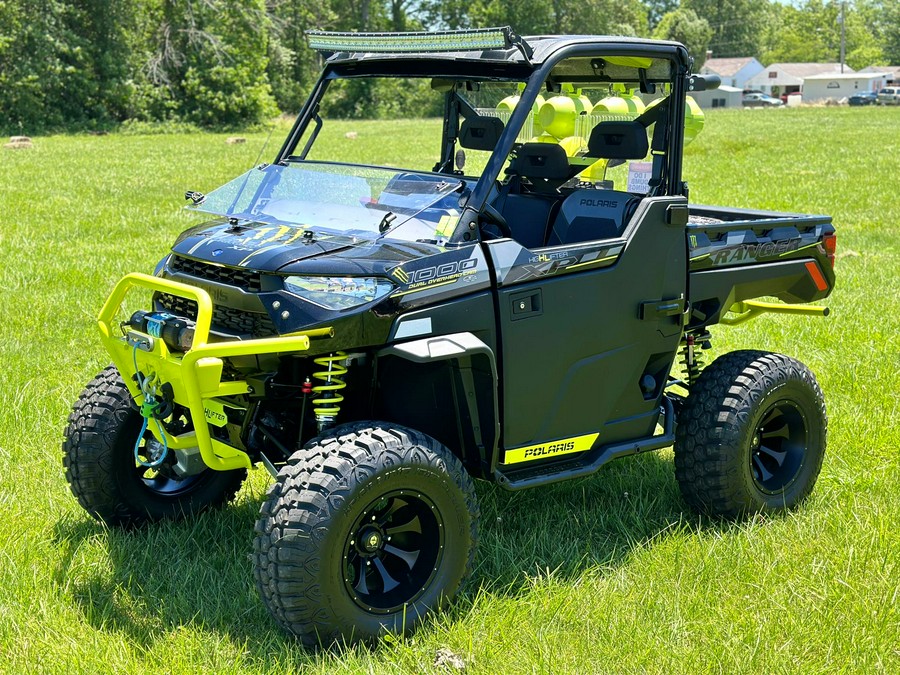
507, 142, 572, 192
545, 121, 648, 246
488, 143, 572, 247
545, 189, 638, 246
459, 116, 505, 151
587, 120, 649, 160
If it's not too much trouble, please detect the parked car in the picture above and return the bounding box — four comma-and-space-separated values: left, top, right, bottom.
876, 87, 899, 105
848, 91, 878, 106
743, 92, 784, 107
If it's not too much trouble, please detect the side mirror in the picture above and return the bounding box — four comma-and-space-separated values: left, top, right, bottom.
686, 74, 721, 92
430, 78, 455, 92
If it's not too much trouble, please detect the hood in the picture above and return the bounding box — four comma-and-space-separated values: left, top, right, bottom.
172, 217, 445, 275
173, 218, 355, 270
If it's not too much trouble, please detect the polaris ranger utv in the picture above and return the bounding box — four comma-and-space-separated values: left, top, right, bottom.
63, 28, 836, 645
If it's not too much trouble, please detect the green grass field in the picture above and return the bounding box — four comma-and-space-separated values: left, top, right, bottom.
0, 107, 898, 673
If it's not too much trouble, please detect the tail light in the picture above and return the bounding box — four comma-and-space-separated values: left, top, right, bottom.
823, 232, 836, 267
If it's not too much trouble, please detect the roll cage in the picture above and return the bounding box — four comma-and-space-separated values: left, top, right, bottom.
276, 36, 693, 245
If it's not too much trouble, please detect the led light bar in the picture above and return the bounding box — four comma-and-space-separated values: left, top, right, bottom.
307, 27, 514, 54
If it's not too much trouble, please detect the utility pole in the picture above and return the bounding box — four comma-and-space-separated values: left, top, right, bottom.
838, 1, 846, 73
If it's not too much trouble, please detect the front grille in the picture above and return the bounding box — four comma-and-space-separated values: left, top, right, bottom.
170, 256, 262, 292
156, 292, 277, 338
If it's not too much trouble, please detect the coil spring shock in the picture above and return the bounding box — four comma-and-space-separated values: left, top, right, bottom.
681, 331, 711, 387
311, 352, 348, 431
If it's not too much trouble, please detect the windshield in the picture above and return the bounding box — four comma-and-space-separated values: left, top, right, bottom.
190, 163, 465, 243
291, 77, 529, 177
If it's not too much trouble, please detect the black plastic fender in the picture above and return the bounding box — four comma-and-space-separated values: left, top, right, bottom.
377, 332, 500, 478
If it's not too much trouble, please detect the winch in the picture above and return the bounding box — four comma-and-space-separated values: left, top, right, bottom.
128, 310, 196, 352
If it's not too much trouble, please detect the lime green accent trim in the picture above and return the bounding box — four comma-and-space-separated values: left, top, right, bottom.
203, 399, 229, 427
393, 278, 458, 296
98, 273, 333, 472
566, 254, 619, 271
604, 56, 653, 68
391, 266, 410, 283
503, 433, 599, 464
720, 299, 830, 326
435, 214, 459, 239
780, 242, 819, 257
690, 253, 710, 261
281, 327, 335, 339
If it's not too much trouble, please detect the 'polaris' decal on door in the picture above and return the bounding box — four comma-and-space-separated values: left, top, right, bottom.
503, 433, 599, 464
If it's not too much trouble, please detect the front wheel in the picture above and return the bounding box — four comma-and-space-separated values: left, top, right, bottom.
253, 423, 478, 646
63, 366, 246, 527
674, 350, 827, 517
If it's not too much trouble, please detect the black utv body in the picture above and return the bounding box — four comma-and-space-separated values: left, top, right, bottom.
64, 28, 836, 645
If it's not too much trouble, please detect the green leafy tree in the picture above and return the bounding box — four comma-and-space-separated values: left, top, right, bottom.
653, 7, 713, 66
761, 0, 885, 70
266, 0, 339, 113
454, 0, 646, 37
645, 0, 679, 31
143, 0, 277, 127
683, 0, 767, 58
884, 1, 900, 63
0, 1, 97, 132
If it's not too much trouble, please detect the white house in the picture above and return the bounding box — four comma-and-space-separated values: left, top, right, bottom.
700, 57, 765, 91
802, 72, 888, 102
860, 65, 900, 86
744, 63, 852, 98
690, 84, 743, 109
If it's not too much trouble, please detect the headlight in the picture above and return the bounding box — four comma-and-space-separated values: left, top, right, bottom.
283, 276, 394, 310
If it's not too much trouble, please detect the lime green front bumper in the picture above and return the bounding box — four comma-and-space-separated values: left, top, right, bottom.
98, 273, 331, 471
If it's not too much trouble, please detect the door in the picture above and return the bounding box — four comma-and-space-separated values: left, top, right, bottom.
486, 196, 687, 463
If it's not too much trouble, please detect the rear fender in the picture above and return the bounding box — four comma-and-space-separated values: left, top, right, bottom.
688, 258, 832, 329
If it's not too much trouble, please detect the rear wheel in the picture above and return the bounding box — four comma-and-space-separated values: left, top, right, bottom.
253, 423, 478, 646
674, 350, 826, 517
63, 366, 246, 527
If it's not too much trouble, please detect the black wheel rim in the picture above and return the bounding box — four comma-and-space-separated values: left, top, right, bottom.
750, 399, 808, 494
133, 425, 207, 496
342, 490, 444, 613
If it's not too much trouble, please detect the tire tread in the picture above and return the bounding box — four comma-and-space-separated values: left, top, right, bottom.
253, 421, 478, 646
62, 365, 245, 527
674, 350, 827, 517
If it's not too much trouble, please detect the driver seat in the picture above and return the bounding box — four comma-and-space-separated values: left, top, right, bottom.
491, 143, 571, 248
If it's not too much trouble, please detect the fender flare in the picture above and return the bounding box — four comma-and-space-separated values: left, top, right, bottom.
377, 332, 500, 476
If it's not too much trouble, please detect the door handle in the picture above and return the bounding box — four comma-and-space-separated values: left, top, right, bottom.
510, 289, 542, 320
640, 296, 685, 321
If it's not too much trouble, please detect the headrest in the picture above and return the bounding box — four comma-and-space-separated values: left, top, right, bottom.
459, 116, 504, 151
510, 143, 570, 180
588, 121, 649, 160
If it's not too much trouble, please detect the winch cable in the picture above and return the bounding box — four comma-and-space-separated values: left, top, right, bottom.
132, 343, 169, 468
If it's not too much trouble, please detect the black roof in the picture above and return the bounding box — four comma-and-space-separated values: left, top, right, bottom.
323, 34, 689, 71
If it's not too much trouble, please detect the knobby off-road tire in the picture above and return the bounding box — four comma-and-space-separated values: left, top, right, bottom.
674, 350, 827, 518
63, 365, 246, 527
254, 423, 479, 646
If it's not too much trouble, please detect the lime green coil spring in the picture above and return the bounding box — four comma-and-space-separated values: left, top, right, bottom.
312, 352, 348, 420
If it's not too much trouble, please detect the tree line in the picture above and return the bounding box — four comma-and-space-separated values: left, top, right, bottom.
0, 0, 897, 133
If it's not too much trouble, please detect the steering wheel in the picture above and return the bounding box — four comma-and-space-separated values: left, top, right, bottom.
480, 203, 512, 239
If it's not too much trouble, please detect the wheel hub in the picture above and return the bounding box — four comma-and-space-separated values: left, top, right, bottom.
358, 527, 383, 554
342, 490, 443, 613
750, 399, 808, 494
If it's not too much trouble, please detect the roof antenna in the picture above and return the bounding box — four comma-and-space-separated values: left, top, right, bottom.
253, 121, 278, 169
